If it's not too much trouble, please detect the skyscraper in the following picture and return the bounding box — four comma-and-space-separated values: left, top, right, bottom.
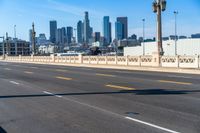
67, 27, 73, 45
56, 27, 66, 45
83, 11, 90, 44
116, 17, 128, 40
94, 32, 101, 42
77, 21, 83, 44
103, 16, 112, 45
50, 20, 57, 43
115, 22, 123, 40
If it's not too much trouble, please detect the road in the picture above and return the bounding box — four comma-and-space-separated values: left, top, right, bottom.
0, 61, 200, 133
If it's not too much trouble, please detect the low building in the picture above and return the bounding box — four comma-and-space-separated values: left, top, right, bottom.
38, 45, 58, 54
0, 38, 30, 55
124, 38, 200, 56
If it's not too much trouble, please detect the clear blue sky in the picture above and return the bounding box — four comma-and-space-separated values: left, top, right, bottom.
0, 0, 200, 41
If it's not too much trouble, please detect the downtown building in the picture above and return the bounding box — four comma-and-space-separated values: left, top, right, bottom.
103, 16, 112, 46
0, 38, 30, 56
49, 20, 57, 43
77, 20, 84, 44
115, 17, 128, 40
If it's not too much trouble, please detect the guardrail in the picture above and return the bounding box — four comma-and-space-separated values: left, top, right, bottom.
0, 55, 199, 69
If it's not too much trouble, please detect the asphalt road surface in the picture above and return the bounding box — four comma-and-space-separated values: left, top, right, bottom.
0, 61, 200, 133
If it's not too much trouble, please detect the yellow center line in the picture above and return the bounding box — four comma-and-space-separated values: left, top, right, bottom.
106, 84, 136, 90
96, 73, 116, 77
24, 71, 33, 74
158, 80, 192, 85
56, 76, 72, 81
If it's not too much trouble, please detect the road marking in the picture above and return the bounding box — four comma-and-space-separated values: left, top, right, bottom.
158, 80, 192, 85
55, 95, 63, 98
106, 84, 136, 90
30, 67, 38, 69
167, 75, 192, 79
96, 73, 116, 77
43, 91, 53, 95
43, 91, 62, 98
125, 117, 180, 133
55, 69, 68, 72
4, 68, 11, 70
10, 81, 20, 85
56, 76, 72, 81
24, 71, 33, 74
115, 71, 130, 74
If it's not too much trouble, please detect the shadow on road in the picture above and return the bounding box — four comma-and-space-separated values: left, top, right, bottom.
0, 89, 200, 99
0, 127, 7, 133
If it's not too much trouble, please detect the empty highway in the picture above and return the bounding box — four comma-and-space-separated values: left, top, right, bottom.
0, 61, 200, 133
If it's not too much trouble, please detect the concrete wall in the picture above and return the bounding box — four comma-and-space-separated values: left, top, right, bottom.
1, 55, 199, 69
124, 39, 200, 56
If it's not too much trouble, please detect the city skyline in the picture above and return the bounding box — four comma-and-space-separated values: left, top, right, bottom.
0, 0, 200, 41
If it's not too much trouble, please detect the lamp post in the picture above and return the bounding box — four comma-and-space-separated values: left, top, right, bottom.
174, 11, 178, 55
0, 36, 5, 57
142, 19, 145, 55
32, 22, 36, 55
74, 28, 77, 43
153, 0, 166, 57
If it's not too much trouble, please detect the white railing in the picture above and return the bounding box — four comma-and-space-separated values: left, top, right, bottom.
1, 55, 200, 69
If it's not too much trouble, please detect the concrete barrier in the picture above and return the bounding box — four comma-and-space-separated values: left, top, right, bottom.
1, 55, 200, 69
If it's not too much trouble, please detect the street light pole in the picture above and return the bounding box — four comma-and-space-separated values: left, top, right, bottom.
142, 19, 145, 56
174, 11, 178, 55
153, 0, 166, 64
0, 36, 5, 57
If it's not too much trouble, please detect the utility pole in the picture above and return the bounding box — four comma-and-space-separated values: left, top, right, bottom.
32, 22, 36, 55
6, 32, 9, 55
142, 19, 145, 56
0, 36, 5, 57
174, 11, 178, 55
152, 0, 167, 64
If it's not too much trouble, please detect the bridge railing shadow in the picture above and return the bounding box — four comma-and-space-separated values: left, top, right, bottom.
0, 89, 199, 99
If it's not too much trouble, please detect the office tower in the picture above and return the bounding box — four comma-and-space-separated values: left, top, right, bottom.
94, 32, 101, 42
103, 16, 112, 45
115, 22, 123, 40
37, 33, 47, 45
56, 27, 66, 45
83, 11, 90, 44
77, 21, 83, 43
50, 20, 57, 43
56, 28, 62, 44
67, 27, 73, 45
116, 17, 128, 40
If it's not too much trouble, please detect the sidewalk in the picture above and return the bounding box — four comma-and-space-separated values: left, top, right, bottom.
1, 60, 200, 75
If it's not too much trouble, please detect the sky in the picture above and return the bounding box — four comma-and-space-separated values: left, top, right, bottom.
0, 0, 200, 41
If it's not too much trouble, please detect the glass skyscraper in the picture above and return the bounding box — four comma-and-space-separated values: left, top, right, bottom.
103, 16, 112, 45
83, 11, 90, 44
77, 21, 83, 44
116, 17, 128, 40
115, 22, 123, 40
49, 20, 57, 43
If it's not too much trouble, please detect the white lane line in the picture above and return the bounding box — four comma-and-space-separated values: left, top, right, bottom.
10, 81, 20, 85
4, 68, 11, 70
167, 75, 191, 79
55, 95, 63, 98
125, 117, 180, 133
43, 91, 53, 95
43, 91, 62, 98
